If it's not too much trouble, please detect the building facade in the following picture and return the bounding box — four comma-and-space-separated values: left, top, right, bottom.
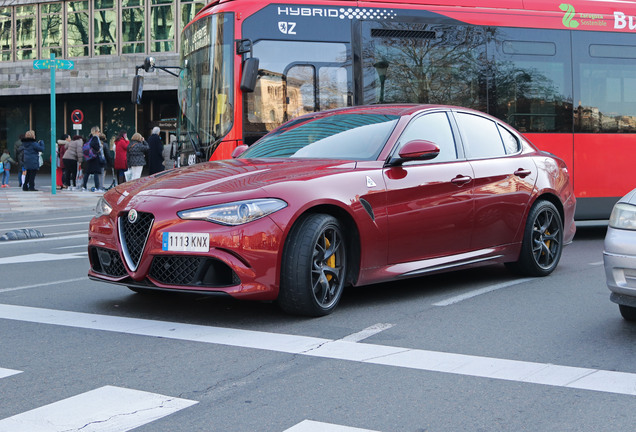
0, 0, 205, 159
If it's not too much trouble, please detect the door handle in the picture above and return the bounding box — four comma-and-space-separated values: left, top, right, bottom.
451, 175, 472, 186
514, 168, 532, 178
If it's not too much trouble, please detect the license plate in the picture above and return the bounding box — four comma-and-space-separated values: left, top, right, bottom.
162, 232, 209, 252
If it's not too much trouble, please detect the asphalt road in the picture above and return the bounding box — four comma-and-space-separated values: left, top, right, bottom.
0, 209, 634, 432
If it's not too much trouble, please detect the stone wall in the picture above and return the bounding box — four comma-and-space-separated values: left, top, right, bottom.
0, 53, 180, 96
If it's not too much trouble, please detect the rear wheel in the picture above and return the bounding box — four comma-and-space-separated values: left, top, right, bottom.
278, 214, 347, 316
619, 304, 636, 321
506, 200, 563, 276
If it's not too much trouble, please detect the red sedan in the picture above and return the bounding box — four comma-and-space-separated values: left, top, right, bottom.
89, 105, 576, 316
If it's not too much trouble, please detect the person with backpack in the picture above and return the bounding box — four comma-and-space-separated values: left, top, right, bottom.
81, 126, 104, 192
21, 130, 44, 191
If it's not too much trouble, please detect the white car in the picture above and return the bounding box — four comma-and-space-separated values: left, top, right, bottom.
604, 188, 636, 321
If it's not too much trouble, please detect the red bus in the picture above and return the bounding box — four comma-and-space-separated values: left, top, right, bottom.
172, 0, 636, 219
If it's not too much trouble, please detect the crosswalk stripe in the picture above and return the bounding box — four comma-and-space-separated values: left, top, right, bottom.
284, 420, 380, 432
0, 368, 21, 379
1, 304, 636, 397
0, 385, 197, 432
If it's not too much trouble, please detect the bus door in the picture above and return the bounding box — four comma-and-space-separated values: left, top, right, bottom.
243, 40, 352, 144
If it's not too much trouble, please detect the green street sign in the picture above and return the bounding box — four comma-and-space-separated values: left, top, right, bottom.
33, 58, 74, 70
32, 53, 75, 195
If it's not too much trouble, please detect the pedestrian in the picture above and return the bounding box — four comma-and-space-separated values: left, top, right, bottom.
21, 130, 45, 192
163, 134, 176, 170
147, 126, 164, 175
1, 148, 17, 188
56, 134, 70, 189
127, 132, 149, 180
114, 130, 129, 184
63, 135, 83, 190
99, 132, 113, 189
81, 126, 103, 191
15, 134, 25, 187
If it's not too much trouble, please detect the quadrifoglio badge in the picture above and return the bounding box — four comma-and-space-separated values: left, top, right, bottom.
559, 3, 636, 30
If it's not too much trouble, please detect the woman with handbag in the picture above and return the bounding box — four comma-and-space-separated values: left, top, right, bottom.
21, 130, 44, 191
81, 126, 104, 192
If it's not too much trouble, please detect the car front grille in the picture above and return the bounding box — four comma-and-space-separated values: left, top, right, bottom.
119, 211, 154, 271
90, 247, 128, 277
149, 255, 240, 287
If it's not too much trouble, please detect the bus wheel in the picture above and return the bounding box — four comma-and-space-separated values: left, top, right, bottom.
278, 214, 347, 317
619, 304, 636, 321
506, 200, 563, 277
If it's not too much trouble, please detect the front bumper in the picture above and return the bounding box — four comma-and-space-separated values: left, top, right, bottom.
603, 227, 636, 304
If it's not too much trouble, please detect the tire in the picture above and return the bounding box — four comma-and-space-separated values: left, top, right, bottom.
619, 304, 636, 321
506, 200, 563, 277
278, 214, 347, 317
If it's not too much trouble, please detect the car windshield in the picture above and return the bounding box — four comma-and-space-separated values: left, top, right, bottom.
240, 113, 399, 160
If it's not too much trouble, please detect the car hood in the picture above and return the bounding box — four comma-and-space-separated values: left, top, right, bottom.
112, 158, 358, 199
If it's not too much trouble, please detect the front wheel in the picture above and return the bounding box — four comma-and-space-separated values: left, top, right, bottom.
506, 200, 563, 277
278, 214, 347, 317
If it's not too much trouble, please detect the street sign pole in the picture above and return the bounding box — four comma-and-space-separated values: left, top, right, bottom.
33, 53, 74, 195
50, 53, 56, 195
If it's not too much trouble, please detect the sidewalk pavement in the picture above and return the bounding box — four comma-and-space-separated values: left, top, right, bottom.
0, 173, 114, 216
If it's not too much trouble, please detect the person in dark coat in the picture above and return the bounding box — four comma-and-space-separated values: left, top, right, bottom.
127, 132, 149, 180
21, 130, 45, 191
81, 126, 103, 191
147, 126, 164, 175
15, 134, 25, 187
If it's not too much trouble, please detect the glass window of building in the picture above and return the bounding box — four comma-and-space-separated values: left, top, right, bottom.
94, 0, 117, 55
150, 0, 174, 52
122, 0, 145, 54
41, 2, 64, 59
67, 1, 89, 57
180, 0, 205, 28
16, 5, 37, 61
0, 8, 12, 61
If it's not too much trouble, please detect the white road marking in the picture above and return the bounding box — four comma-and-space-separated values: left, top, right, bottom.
0, 368, 21, 379
1, 304, 635, 397
53, 244, 87, 250
285, 420, 380, 432
0, 385, 197, 432
0, 215, 92, 226
432, 278, 533, 306
340, 323, 394, 342
0, 277, 87, 293
589, 261, 604, 266
0, 233, 87, 245
0, 252, 86, 265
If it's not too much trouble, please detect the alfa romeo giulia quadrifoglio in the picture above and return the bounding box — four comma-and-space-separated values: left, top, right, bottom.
88, 105, 576, 316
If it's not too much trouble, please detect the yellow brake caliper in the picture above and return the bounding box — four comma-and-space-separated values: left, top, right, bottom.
324, 237, 335, 281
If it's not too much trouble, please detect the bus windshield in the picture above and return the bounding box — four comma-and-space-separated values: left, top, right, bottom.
178, 12, 234, 157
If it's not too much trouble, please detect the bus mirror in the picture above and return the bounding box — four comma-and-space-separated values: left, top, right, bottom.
240, 57, 259, 92
143, 56, 156, 73
131, 75, 144, 104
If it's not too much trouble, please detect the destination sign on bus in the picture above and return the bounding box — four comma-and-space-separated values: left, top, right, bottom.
182, 24, 210, 58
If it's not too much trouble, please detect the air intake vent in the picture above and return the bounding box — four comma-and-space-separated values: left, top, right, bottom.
371, 29, 436, 39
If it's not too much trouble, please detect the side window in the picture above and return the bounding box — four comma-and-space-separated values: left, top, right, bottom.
498, 125, 520, 154
456, 112, 505, 159
397, 112, 457, 163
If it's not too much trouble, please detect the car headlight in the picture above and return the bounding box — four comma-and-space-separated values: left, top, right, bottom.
95, 196, 112, 218
609, 202, 636, 230
178, 198, 287, 226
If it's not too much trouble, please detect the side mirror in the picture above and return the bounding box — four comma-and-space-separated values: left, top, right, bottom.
390, 140, 440, 166
240, 57, 259, 92
231, 144, 248, 158
143, 56, 156, 73
131, 75, 144, 104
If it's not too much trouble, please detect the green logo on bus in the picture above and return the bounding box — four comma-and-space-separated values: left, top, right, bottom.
559, 4, 579, 28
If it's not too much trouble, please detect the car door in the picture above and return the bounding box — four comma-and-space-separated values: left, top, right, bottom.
383, 111, 474, 265
453, 111, 537, 251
